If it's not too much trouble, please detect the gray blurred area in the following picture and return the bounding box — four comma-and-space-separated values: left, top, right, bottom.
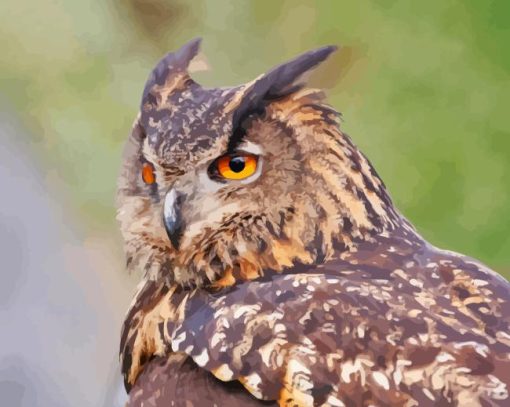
0, 105, 134, 406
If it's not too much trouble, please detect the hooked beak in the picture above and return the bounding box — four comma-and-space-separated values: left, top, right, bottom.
163, 189, 186, 250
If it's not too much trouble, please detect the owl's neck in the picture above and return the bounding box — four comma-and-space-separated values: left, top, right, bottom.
267, 92, 405, 249
208, 95, 413, 289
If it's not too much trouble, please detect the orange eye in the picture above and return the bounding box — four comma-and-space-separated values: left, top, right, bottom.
142, 162, 156, 184
216, 154, 258, 180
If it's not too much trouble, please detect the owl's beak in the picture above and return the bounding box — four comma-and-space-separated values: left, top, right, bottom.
163, 188, 186, 250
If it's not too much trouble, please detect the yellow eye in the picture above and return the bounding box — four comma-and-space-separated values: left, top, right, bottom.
217, 154, 258, 180
142, 162, 156, 184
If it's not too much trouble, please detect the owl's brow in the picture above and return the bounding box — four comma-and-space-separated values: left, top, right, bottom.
226, 109, 266, 153
141, 138, 181, 174
226, 125, 247, 153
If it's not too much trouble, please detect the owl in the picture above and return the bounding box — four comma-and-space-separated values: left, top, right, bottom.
116, 39, 510, 406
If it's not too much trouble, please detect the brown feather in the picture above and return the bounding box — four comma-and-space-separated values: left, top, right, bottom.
117, 41, 510, 406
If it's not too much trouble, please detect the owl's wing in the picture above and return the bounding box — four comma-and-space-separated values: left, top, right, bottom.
123, 248, 510, 406
126, 353, 277, 407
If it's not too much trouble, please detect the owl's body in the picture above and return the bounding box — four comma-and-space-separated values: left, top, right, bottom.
117, 39, 510, 406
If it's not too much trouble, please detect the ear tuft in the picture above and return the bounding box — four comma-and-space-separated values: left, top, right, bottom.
262, 45, 338, 98
232, 45, 338, 128
141, 38, 202, 104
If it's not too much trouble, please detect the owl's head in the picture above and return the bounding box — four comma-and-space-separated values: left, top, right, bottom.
117, 39, 400, 287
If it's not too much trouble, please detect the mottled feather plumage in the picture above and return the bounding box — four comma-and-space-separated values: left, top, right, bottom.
117, 39, 510, 406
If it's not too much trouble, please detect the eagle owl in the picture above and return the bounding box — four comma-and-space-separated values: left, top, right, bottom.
117, 39, 510, 406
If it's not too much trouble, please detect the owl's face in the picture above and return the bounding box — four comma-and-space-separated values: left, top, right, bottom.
117, 39, 395, 286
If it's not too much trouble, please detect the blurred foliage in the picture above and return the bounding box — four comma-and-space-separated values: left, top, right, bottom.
0, 0, 508, 274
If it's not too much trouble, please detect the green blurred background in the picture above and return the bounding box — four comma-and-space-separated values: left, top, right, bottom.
2, 0, 509, 269
0, 1, 508, 405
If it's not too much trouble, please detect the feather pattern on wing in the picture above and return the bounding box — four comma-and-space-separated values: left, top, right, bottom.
121, 225, 510, 406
